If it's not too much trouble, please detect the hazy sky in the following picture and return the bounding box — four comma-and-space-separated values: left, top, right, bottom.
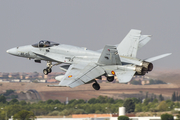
0, 0, 179, 73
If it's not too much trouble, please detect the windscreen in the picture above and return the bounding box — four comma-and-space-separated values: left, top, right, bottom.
32, 40, 59, 48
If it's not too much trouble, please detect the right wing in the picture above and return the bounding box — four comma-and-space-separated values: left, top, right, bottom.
58, 62, 105, 88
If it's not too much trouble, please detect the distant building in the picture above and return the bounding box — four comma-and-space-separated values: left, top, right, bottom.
0, 81, 10, 83
25, 75, 33, 79
37, 74, 43, 79
1, 73, 9, 78
11, 79, 20, 82
72, 114, 113, 118
8, 73, 19, 78
37, 80, 47, 83
130, 75, 152, 85
19, 73, 27, 79
21, 80, 31, 83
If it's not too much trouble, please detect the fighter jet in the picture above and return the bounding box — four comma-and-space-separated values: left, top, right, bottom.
7, 29, 171, 90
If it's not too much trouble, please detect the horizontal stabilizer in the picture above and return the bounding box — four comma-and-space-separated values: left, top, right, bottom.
145, 53, 172, 62
115, 70, 135, 83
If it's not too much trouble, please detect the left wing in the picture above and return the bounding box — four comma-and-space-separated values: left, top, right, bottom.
58, 62, 105, 88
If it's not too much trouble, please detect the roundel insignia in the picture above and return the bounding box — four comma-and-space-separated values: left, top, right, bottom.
111, 71, 115, 75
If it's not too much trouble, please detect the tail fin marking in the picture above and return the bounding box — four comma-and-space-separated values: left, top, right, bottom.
98, 45, 121, 65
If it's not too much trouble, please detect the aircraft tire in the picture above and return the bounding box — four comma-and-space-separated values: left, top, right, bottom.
107, 76, 114, 82
92, 83, 100, 90
43, 69, 48, 75
46, 67, 52, 73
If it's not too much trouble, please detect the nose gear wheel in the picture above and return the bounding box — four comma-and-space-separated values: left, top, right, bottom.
43, 67, 52, 75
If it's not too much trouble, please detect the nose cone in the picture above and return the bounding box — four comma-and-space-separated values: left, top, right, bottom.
6, 48, 18, 56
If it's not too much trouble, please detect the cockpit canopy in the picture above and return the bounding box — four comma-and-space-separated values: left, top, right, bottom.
32, 40, 59, 48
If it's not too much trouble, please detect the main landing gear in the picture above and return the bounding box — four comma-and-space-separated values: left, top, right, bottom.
107, 76, 114, 82
92, 81, 100, 90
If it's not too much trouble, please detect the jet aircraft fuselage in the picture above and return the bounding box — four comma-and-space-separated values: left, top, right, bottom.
7, 30, 171, 90
7, 43, 99, 63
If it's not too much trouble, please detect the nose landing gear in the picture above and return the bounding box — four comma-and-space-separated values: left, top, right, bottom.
43, 61, 61, 75
43, 61, 53, 75
43, 67, 52, 75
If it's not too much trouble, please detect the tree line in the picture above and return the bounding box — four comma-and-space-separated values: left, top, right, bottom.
0, 92, 180, 120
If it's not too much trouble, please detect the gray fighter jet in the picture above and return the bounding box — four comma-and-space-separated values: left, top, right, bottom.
7, 29, 171, 90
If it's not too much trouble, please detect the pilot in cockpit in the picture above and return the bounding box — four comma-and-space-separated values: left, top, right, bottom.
32, 40, 59, 48
44, 41, 50, 47
39, 40, 45, 47
39, 40, 51, 47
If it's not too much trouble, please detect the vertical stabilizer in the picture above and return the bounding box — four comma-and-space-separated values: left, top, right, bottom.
98, 45, 121, 65
117, 29, 141, 58
138, 35, 151, 49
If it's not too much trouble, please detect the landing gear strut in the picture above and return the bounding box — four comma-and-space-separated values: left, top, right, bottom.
92, 81, 100, 90
43, 61, 61, 75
